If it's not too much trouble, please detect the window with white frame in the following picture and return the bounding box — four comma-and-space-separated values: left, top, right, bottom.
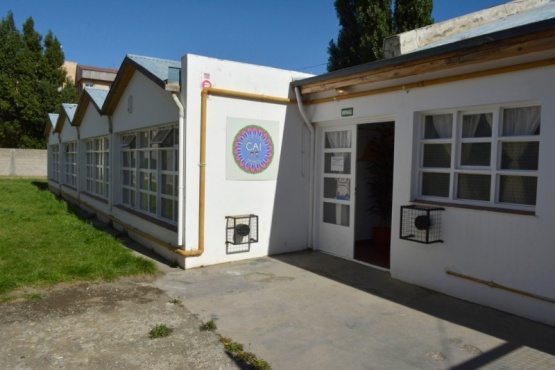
85, 137, 110, 198
417, 104, 540, 210
51, 144, 60, 181
64, 141, 77, 187
120, 125, 179, 223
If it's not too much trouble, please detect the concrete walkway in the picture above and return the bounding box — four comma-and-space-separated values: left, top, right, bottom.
156, 251, 555, 369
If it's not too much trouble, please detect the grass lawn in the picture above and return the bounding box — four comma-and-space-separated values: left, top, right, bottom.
0, 178, 157, 302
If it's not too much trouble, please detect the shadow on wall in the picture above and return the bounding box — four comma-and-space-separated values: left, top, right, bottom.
268, 106, 310, 255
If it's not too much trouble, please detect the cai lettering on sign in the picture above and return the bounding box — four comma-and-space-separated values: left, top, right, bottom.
232, 125, 274, 174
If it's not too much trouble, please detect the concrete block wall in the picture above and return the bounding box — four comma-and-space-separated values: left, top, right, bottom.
0, 149, 47, 177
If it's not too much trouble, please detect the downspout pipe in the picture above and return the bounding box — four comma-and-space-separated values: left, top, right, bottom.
175, 88, 207, 257
171, 93, 186, 249
294, 86, 315, 250
175, 87, 296, 258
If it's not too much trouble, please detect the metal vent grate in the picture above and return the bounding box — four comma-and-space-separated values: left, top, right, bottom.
225, 214, 258, 254
400, 205, 444, 244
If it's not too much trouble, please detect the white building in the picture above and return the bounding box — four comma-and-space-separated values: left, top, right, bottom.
46, 0, 555, 326
291, 0, 555, 326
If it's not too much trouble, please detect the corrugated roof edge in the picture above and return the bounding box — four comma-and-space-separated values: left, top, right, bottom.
126, 54, 181, 85
292, 17, 555, 88
84, 87, 109, 112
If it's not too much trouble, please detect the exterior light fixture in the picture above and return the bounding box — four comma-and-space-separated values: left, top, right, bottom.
335, 87, 348, 95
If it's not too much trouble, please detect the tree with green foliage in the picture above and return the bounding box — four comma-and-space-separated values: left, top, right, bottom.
327, 0, 434, 71
394, 0, 434, 33
0, 11, 77, 149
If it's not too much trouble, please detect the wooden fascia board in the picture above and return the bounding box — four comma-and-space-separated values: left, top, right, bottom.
54, 113, 66, 133
72, 95, 90, 127
103, 64, 135, 115
44, 123, 52, 138
300, 28, 555, 95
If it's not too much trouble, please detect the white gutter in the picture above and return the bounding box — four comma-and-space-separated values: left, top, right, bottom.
172, 93, 185, 247
294, 86, 315, 250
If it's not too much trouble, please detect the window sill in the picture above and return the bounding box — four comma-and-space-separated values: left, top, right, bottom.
412, 199, 535, 216
114, 204, 178, 232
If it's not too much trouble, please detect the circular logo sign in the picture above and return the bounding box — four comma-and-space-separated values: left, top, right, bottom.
232, 125, 274, 174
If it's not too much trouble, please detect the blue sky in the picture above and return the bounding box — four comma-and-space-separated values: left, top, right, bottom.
1, 0, 507, 75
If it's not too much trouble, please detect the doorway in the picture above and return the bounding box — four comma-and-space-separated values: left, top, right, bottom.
353, 122, 394, 269
316, 121, 394, 269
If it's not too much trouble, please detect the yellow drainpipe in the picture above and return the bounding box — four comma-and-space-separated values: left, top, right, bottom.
446, 269, 555, 305
174, 87, 296, 257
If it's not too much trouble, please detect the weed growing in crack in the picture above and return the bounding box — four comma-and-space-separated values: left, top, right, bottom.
149, 324, 173, 339
200, 320, 217, 331
219, 336, 271, 370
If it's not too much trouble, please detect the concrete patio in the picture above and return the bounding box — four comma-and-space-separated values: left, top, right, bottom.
156, 251, 555, 369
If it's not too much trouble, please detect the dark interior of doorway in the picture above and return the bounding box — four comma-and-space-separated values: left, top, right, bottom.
354, 122, 394, 269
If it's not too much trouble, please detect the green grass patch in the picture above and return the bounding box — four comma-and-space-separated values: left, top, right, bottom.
0, 178, 157, 301
149, 324, 173, 339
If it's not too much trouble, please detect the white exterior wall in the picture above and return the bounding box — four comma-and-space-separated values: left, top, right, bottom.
79, 103, 109, 139
47, 130, 59, 186
109, 68, 180, 252
182, 55, 312, 268
111, 72, 178, 134
78, 102, 111, 214
307, 65, 555, 326
58, 118, 78, 199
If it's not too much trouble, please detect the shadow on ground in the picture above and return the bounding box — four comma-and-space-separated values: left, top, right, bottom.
272, 251, 555, 368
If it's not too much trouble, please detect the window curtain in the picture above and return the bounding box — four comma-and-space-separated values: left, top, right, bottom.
326, 131, 352, 148
432, 115, 452, 138
325, 131, 352, 226
502, 107, 540, 170
500, 107, 540, 204
462, 113, 491, 138
503, 106, 540, 136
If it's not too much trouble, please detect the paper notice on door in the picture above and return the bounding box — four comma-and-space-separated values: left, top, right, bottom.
330, 156, 344, 172
336, 178, 350, 200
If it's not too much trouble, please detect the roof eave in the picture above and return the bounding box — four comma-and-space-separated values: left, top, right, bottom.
293, 18, 555, 94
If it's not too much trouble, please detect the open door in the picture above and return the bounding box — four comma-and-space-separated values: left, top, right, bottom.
317, 126, 357, 259
354, 122, 394, 269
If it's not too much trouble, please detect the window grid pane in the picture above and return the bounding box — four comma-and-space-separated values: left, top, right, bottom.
457, 174, 491, 201
120, 126, 178, 223
423, 144, 451, 168
499, 175, 537, 205
421, 172, 450, 198
500, 142, 539, 170
460, 143, 491, 166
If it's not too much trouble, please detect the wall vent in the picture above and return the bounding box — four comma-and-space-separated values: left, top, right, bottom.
225, 214, 258, 254
400, 205, 444, 244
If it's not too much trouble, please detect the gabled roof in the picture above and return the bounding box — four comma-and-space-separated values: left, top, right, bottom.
73, 87, 109, 126
54, 104, 78, 133
44, 113, 59, 137
102, 54, 181, 115
294, 0, 555, 97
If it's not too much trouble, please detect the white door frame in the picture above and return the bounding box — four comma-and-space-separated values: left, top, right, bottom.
315, 124, 357, 259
